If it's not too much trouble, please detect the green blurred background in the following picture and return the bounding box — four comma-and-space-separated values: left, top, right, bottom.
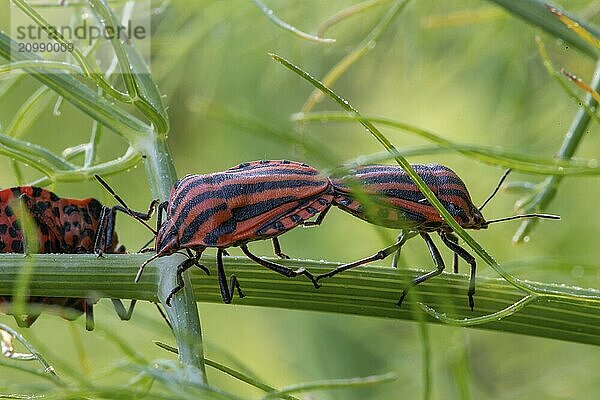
1, 0, 599, 398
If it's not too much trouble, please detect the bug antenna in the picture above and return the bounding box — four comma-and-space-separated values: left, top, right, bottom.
484, 213, 560, 226
94, 174, 158, 236
136, 253, 160, 282
479, 169, 511, 211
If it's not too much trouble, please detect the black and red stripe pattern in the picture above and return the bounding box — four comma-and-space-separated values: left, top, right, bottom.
157, 160, 333, 252
331, 164, 485, 231
0, 187, 127, 329
321, 163, 487, 310
142, 160, 333, 305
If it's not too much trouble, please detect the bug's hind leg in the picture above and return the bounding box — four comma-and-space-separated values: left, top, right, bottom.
113, 199, 160, 221
397, 232, 445, 307
85, 299, 95, 331
271, 237, 290, 259
13, 314, 40, 328
302, 203, 331, 227
216, 248, 244, 303
110, 299, 137, 321
440, 232, 476, 310
240, 244, 320, 288
445, 232, 460, 273
316, 239, 405, 282
391, 230, 417, 268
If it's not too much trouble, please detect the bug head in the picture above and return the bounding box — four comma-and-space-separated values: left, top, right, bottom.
155, 218, 179, 256
463, 205, 487, 229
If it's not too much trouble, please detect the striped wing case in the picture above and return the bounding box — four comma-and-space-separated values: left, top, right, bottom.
157, 160, 334, 253
331, 164, 481, 231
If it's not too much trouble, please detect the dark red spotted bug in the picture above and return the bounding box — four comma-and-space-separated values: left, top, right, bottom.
96, 160, 333, 306
0, 186, 154, 330
317, 164, 559, 309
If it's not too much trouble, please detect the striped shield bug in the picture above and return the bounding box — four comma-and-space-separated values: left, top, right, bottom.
317, 164, 559, 309
96, 160, 334, 306
0, 186, 156, 330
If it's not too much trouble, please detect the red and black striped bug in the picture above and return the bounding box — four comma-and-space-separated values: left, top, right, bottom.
0, 186, 156, 330
96, 160, 334, 306
316, 164, 559, 309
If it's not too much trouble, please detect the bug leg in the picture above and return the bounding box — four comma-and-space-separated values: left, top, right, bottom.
240, 244, 320, 288
391, 230, 417, 268
104, 201, 160, 253
13, 314, 40, 328
398, 233, 445, 307
136, 253, 160, 282
156, 201, 169, 231
303, 203, 331, 227
316, 240, 405, 282
110, 299, 137, 320
165, 257, 197, 306
216, 248, 244, 303
154, 303, 173, 331
440, 232, 476, 310
272, 237, 290, 259
113, 199, 160, 221
85, 299, 95, 331
186, 249, 209, 276
138, 237, 155, 253
101, 206, 117, 256
222, 249, 230, 256
444, 232, 460, 273
93, 206, 113, 257
94, 175, 158, 235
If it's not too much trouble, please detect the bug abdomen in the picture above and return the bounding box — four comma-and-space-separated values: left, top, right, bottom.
160, 160, 333, 251
333, 193, 430, 230
331, 164, 480, 230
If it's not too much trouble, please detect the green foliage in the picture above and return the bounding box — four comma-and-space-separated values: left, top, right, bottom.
0, 0, 599, 399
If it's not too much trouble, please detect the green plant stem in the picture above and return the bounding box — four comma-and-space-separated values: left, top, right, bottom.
301, 0, 410, 113
513, 58, 600, 242
486, 0, 600, 57
154, 342, 301, 400
0, 31, 151, 140
317, 0, 392, 37
27, 146, 142, 187
534, 36, 600, 126
0, 132, 74, 176
0, 254, 598, 346
0, 60, 83, 75
418, 320, 431, 400
251, 0, 336, 44
87, 0, 169, 134
271, 53, 539, 301
0, 323, 59, 379
137, 134, 207, 381
263, 373, 397, 399
293, 112, 600, 176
